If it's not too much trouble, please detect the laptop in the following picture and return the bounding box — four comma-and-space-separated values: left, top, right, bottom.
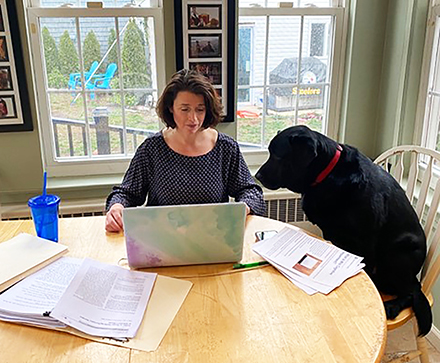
122, 202, 247, 268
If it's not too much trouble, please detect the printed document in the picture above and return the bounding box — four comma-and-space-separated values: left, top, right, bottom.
252, 227, 365, 295
51, 258, 156, 338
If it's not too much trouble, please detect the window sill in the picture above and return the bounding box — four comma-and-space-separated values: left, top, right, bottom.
47, 173, 123, 191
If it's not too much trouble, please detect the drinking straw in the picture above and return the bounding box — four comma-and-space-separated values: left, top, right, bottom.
43, 171, 47, 197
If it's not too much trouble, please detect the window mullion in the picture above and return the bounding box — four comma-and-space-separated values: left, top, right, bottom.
322, 17, 335, 134
294, 15, 304, 127
75, 16, 92, 159
115, 17, 128, 157
262, 15, 270, 148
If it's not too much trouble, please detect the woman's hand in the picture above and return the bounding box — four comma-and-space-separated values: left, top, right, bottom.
105, 203, 125, 232
245, 204, 251, 215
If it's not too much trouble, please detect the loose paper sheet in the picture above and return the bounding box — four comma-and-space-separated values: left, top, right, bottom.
51, 258, 157, 338
56, 274, 193, 352
253, 227, 365, 295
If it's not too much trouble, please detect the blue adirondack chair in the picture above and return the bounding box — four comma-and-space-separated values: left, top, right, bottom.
86, 63, 117, 99
68, 61, 99, 89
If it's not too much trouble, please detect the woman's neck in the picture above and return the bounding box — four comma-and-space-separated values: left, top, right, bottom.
163, 127, 218, 156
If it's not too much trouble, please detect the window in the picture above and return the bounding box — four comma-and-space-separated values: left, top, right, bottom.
27, 0, 165, 177
420, 5, 440, 153
237, 0, 346, 158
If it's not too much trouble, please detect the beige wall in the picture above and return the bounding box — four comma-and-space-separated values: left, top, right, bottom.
339, 0, 389, 156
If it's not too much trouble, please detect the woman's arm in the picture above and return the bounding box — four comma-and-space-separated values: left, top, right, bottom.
105, 142, 151, 232
105, 143, 150, 211
226, 141, 266, 216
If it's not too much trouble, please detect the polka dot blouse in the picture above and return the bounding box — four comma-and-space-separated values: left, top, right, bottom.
106, 131, 266, 216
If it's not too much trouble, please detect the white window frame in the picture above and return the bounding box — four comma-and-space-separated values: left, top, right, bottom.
27, 5, 166, 177
237, 5, 347, 167
417, 2, 440, 152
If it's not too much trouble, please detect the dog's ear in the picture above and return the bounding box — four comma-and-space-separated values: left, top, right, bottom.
289, 133, 318, 166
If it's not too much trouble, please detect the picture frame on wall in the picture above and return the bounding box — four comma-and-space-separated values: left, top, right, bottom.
0, 5, 5, 32
0, 35, 8, 62
0, 95, 17, 119
0, 65, 12, 90
189, 34, 222, 58
188, 4, 222, 29
0, 0, 32, 132
175, 0, 236, 122
189, 61, 222, 85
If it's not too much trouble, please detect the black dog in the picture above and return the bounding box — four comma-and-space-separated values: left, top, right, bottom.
256, 125, 431, 336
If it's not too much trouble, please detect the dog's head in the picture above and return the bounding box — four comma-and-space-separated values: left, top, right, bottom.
256, 125, 321, 193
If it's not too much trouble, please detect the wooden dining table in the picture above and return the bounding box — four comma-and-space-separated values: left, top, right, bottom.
0, 215, 387, 363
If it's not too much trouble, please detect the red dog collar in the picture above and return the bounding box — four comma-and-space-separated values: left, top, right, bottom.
311, 145, 343, 187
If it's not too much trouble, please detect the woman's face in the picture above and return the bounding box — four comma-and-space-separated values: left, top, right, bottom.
170, 91, 206, 134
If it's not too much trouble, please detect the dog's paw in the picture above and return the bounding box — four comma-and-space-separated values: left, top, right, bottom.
384, 301, 402, 320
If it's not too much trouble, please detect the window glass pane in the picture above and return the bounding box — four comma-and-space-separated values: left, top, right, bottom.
49, 92, 88, 157
119, 17, 154, 90
267, 85, 296, 142
86, 92, 124, 156
237, 88, 263, 148
123, 90, 160, 154
304, 16, 331, 83
238, 16, 267, 87
41, 17, 79, 91
267, 16, 301, 85
296, 85, 326, 132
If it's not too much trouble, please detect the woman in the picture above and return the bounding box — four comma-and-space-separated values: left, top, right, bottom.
105, 69, 265, 232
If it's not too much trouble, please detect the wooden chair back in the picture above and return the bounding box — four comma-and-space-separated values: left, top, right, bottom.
374, 145, 440, 296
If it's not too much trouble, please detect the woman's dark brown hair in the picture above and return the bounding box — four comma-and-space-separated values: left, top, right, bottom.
156, 69, 224, 128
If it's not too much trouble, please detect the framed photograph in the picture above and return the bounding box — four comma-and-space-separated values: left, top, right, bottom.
189, 34, 222, 58
0, 95, 17, 119
0, 65, 12, 90
0, 5, 4, 32
215, 88, 222, 98
0, 35, 8, 62
188, 4, 221, 29
189, 61, 222, 85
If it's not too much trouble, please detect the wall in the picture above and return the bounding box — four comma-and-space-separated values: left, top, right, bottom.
374, 0, 429, 156
339, 0, 389, 156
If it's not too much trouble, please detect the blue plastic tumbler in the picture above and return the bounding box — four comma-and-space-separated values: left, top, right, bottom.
28, 194, 60, 242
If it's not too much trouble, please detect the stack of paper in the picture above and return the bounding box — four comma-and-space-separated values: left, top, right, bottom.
0, 257, 157, 339
252, 227, 365, 295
